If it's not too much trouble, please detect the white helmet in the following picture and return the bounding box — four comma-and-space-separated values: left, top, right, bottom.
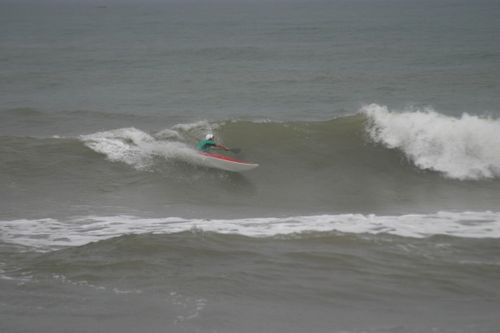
205, 133, 214, 140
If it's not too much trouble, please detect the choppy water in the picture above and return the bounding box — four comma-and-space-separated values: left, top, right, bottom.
1, 1, 500, 332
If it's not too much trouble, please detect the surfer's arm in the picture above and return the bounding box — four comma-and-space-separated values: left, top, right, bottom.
216, 144, 230, 151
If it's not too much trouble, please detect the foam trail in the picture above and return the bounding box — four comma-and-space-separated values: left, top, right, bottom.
80, 127, 205, 170
1, 212, 500, 251
363, 104, 500, 180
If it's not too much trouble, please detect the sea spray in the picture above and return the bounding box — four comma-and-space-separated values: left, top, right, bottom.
80, 127, 204, 170
363, 104, 500, 180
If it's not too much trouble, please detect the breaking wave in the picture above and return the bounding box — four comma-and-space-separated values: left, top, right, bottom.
1, 211, 500, 251
364, 104, 500, 180
77, 105, 500, 180
79, 123, 216, 170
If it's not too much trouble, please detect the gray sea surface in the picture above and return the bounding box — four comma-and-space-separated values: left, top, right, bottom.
1, 0, 500, 332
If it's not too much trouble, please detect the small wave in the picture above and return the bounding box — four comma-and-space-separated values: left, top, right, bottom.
171, 120, 214, 133
363, 103, 500, 180
2, 212, 499, 251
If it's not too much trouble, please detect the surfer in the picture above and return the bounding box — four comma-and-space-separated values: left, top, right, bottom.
197, 133, 230, 152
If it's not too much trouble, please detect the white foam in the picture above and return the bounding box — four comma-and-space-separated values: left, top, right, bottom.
363, 104, 500, 180
1, 212, 499, 252
80, 127, 204, 170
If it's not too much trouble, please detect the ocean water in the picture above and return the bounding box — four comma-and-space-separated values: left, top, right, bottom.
1, 0, 500, 332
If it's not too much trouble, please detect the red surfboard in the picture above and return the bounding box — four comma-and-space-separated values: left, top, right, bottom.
199, 152, 259, 172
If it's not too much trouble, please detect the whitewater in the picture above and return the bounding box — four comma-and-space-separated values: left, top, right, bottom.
2, 211, 500, 252
364, 104, 500, 180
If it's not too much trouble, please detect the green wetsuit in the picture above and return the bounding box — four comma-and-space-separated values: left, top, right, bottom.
196, 139, 217, 152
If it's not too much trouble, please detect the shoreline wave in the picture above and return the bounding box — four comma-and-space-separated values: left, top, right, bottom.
2, 211, 499, 252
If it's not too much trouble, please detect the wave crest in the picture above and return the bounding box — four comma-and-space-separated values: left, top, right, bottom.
363, 104, 500, 180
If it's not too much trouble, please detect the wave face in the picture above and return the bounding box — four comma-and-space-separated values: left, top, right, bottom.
2, 106, 500, 218
364, 104, 500, 180
75, 104, 500, 181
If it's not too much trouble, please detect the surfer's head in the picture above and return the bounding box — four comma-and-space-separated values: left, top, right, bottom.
205, 133, 214, 140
